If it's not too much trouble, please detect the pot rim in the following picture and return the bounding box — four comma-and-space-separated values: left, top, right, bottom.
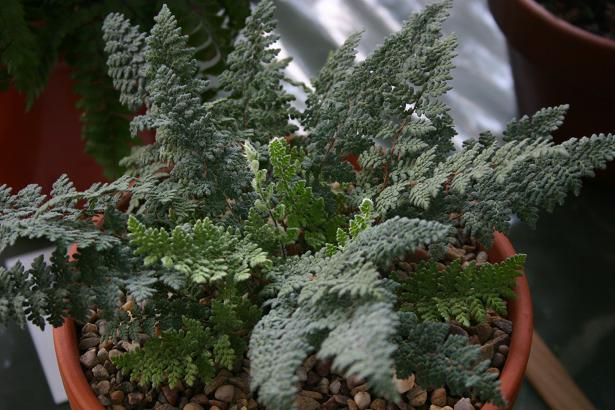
53, 232, 532, 410
515, 0, 615, 50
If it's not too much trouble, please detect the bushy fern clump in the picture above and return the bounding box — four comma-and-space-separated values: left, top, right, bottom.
1, 1, 614, 409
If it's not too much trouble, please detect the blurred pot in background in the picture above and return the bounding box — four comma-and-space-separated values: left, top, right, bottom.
0, 63, 104, 192
488, 0, 615, 182
0, 0, 250, 187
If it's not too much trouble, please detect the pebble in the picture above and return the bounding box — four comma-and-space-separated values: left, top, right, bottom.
318, 377, 330, 394
431, 387, 447, 406
492, 318, 513, 334
295, 395, 320, 410
486, 367, 500, 377
178, 397, 189, 409
103, 359, 116, 374
371, 398, 386, 410
333, 394, 349, 405
214, 385, 235, 402
354, 391, 371, 410
476, 251, 488, 264
183, 403, 204, 410
99, 339, 114, 351
120, 340, 140, 352
498, 344, 509, 355
111, 405, 127, 410
82, 323, 98, 334
471, 323, 493, 344
79, 335, 101, 351
492, 333, 511, 351
128, 391, 144, 405
110, 390, 125, 404
350, 383, 369, 396
80, 349, 98, 368
91, 364, 109, 380
96, 319, 108, 336
393, 373, 415, 394
97, 348, 108, 363
161, 385, 179, 405
329, 379, 341, 394
204, 371, 230, 395
301, 390, 323, 400
120, 381, 134, 393
453, 398, 474, 410
228, 376, 250, 393
191, 393, 209, 405
303, 355, 317, 371
407, 385, 427, 407
98, 394, 111, 406
95, 380, 111, 395
208, 400, 226, 409
306, 371, 320, 385
479, 342, 494, 362
346, 376, 365, 390
108, 349, 123, 360
492, 352, 506, 368
445, 244, 466, 260
448, 324, 469, 338
347, 399, 359, 410
322, 397, 338, 410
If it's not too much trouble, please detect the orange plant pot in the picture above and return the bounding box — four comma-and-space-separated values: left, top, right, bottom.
53, 232, 532, 410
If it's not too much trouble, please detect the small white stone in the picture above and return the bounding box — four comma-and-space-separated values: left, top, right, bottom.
353, 391, 371, 410
393, 373, 415, 394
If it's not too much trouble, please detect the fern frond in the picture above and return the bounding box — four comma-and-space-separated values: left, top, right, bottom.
250, 217, 449, 409
397, 255, 525, 326
127, 216, 270, 284
394, 312, 505, 407
102, 12, 147, 110
218, 0, 298, 142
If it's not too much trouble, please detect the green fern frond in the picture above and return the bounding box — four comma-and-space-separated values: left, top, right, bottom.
113, 316, 216, 388
397, 254, 525, 326
394, 312, 505, 407
127, 215, 270, 284
218, 0, 298, 142
250, 217, 450, 409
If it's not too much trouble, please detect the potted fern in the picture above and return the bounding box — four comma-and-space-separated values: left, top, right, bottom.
1, 1, 613, 409
0, 0, 249, 187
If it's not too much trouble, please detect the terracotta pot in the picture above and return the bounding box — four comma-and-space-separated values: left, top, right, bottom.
482, 232, 533, 410
487, 0, 615, 182
53, 232, 532, 410
0, 63, 105, 192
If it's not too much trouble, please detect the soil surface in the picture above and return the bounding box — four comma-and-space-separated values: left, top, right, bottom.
537, 0, 615, 39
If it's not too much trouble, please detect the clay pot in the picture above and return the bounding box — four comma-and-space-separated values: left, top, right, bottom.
52, 232, 532, 410
482, 232, 533, 410
487, 0, 615, 181
0, 63, 105, 192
